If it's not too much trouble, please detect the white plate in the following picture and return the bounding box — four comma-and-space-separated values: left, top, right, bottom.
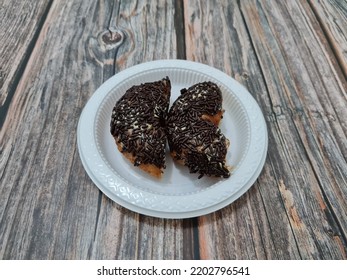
77, 60, 268, 219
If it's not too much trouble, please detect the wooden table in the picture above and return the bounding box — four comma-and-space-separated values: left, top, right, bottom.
1, 0, 346, 260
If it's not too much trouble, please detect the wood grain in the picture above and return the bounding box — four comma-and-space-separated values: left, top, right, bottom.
184, 0, 347, 259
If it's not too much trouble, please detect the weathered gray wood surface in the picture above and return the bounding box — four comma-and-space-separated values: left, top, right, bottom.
0, 0, 53, 125
0, 0, 346, 259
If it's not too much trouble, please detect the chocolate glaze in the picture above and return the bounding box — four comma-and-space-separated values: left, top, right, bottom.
110, 77, 171, 169
167, 81, 230, 178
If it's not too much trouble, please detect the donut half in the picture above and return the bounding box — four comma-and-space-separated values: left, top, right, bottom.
110, 77, 171, 178
167, 81, 230, 179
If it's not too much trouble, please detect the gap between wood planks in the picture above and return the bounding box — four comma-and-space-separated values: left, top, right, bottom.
174, 0, 187, 60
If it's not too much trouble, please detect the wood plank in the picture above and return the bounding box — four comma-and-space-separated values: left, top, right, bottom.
184, 0, 347, 259
0, 0, 53, 126
0, 0, 187, 259
184, 0, 300, 259
89, 0, 189, 260
0, 0, 107, 259
308, 0, 347, 78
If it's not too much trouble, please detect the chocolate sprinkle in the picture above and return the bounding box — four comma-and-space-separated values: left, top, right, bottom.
110, 77, 171, 170
167, 81, 230, 178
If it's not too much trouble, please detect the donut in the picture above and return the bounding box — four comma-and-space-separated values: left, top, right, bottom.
167, 81, 230, 179
110, 77, 171, 178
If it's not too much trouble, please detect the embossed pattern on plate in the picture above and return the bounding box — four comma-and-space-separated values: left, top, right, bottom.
77, 60, 268, 218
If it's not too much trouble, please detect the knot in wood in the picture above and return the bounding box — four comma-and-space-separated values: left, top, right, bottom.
102, 30, 123, 45
241, 71, 249, 80
99, 28, 125, 50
